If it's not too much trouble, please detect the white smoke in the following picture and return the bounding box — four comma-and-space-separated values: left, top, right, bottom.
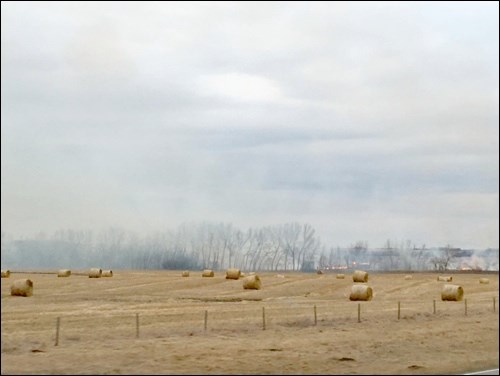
459, 251, 499, 271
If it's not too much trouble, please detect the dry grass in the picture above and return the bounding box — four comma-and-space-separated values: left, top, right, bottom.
1, 270, 498, 375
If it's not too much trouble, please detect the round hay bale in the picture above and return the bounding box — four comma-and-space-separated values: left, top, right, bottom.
243, 274, 261, 290
182, 271, 190, 277
1, 270, 11, 278
336, 274, 345, 279
349, 284, 372, 301
10, 279, 33, 297
437, 276, 452, 282
317, 269, 324, 275
240, 272, 246, 278
441, 284, 464, 301
276, 274, 285, 278
57, 269, 71, 277
89, 268, 102, 278
479, 278, 490, 284
102, 270, 113, 277
202, 269, 214, 277
352, 270, 368, 283
226, 268, 241, 280
404, 275, 413, 280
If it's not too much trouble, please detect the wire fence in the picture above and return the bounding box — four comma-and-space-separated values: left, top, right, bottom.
2, 295, 498, 347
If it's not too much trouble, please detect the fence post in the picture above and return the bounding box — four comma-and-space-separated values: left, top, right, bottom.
262, 307, 266, 330
55, 317, 60, 346
433, 299, 436, 314
357, 303, 361, 323
136, 313, 139, 338
314, 305, 317, 326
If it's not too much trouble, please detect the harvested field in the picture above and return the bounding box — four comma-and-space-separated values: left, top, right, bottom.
1, 270, 498, 375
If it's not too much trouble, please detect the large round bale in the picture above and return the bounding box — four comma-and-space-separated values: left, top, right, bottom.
202, 269, 214, 277
479, 278, 490, 284
226, 268, 241, 280
404, 275, 413, 280
240, 272, 246, 278
10, 279, 33, 297
352, 270, 369, 283
349, 284, 373, 301
1, 270, 10, 278
102, 270, 113, 277
336, 274, 345, 279
243, 274, 261, 290
57, 269, 71, 277
182, 271, 190, 277
437, 276, 452, 282
89, 268, 102, 278
441, 284, 464, 301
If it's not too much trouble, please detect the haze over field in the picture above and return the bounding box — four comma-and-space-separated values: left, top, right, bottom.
1, 2, 499, 249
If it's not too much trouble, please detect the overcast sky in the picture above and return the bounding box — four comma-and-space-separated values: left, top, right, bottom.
1, 1, 498, 249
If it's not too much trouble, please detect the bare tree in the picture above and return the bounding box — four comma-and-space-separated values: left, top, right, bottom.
431, 244, 455, 271
349, 241, 368, 265
297, 224, 319, 271
282, 222, 301, 270
269, 225, 284, 271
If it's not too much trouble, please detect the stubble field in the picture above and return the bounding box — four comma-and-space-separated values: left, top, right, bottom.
1, 270, 498, 375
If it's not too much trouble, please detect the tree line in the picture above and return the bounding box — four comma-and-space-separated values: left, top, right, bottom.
0, 222, 319, 271
1, 223, 497, 271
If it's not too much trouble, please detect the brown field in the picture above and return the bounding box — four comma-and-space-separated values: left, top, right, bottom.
1, 270, 498, 375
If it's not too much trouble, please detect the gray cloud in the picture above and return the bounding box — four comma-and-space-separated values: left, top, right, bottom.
1, 1, 498, 249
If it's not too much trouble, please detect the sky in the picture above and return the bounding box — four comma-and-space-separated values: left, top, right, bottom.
1, 1, 499, 249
